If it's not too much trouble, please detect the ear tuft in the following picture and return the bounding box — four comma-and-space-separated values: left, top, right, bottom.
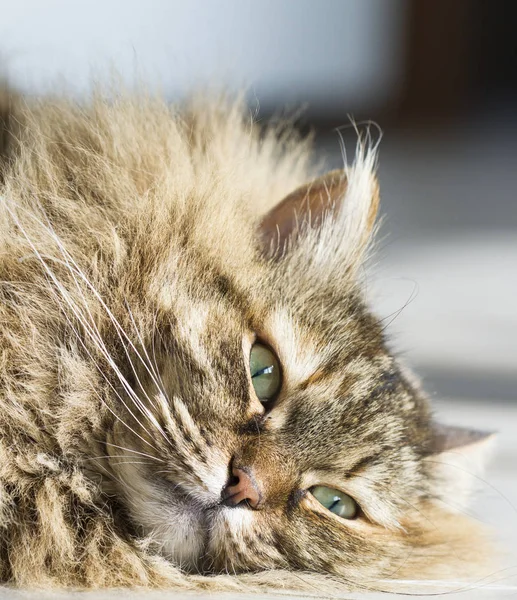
259, 169, 348, 259
257, 146, 379, 275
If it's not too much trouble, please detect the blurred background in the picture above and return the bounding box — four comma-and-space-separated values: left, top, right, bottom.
0, 0, 515, 401
0, 0, 516, 590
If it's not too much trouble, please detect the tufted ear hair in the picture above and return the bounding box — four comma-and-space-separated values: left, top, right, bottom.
259, 169, 348, 258
425, 423, 496, 512
258, 151, 379, 271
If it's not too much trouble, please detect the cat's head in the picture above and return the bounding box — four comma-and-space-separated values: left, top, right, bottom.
94, 126, 491, 581
1, 91, 493, 586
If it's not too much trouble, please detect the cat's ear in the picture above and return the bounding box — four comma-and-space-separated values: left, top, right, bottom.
425, 422, 496, 511
427, 423, 495, 455
259, 161, 379, 263
259, 169, 348, 258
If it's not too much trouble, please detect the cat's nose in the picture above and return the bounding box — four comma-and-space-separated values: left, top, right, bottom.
221, 466, 263, 509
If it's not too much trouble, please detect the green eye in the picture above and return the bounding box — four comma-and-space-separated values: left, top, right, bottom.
311, 486, 358, 520
249, 343, 282, 402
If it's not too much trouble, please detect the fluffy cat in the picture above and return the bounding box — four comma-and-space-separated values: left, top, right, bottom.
0, 84, 493, 592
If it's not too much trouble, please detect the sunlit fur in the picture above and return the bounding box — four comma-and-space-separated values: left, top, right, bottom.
0, 85, 490, 591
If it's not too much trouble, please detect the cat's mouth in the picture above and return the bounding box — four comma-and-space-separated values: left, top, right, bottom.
157, 473, 261, 572
123, 473, 253, 573
151, 500, 255, 574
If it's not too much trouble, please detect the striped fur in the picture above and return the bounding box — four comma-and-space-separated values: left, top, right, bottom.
0, 86, 491, 591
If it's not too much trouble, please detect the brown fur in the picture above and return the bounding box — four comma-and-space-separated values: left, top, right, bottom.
0, 84, 492, 592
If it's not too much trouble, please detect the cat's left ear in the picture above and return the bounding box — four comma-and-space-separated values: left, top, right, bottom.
259, 163, 379, 263
425, 423, 496, 511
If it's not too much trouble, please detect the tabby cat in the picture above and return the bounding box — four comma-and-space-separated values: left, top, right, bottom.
0, 85, 492, 592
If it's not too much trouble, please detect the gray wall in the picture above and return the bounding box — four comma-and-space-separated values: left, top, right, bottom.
1, 0, 404, 111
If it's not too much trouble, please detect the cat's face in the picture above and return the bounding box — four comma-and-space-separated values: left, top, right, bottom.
101, 162, 486, 582
0, 91, 492, 588
113, 293, 428, 577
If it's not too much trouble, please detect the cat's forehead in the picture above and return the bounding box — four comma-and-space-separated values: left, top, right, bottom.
151, 251, 423, 428
261, 298, 387, 386
262, 306, 327, 383
157, 267, 391, 395
258, 302, 427, 452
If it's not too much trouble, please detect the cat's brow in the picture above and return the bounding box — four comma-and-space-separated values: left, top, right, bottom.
313, 454, 376, 478
344, 454, 378, 477
212, 273, 250, 312
298, 368, 330, 390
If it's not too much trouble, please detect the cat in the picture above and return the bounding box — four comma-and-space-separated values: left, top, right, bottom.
0, 83, 493, 592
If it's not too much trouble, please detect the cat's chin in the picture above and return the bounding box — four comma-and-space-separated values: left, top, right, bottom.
133, 495, 258, 573
120, 477, 213, 570
126, 477, 261, 574
150, 502, 259, 573
170, 505, 259, 574
155, 504, 208, 572
108, 457, 244, 571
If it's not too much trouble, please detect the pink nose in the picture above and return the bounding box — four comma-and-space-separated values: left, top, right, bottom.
221, 466, 262, 509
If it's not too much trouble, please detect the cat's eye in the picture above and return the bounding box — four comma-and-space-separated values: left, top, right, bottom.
311, 486, 358, 520
249, 343, 282, 402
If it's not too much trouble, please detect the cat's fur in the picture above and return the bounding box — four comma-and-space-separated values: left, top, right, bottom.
0, 85, 492, 591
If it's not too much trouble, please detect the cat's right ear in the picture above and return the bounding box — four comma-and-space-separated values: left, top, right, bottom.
258, 157, 379, 269
259, 170, 348, 259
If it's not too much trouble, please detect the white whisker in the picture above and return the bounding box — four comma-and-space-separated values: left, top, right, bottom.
52, 287, 163, 454
2, 204, 164, 454
2, 199, 173, 447
103, 441, 164, 462
125, 299, 168, 396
